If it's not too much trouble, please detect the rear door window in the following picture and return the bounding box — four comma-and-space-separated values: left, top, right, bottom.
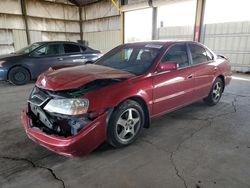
189, 44, 209, 64
64, 44, 81, 54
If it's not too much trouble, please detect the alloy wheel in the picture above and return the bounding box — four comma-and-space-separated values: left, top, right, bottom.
115, 108, 141, 142
212, 82, 222, 102
14, 72, 26, 82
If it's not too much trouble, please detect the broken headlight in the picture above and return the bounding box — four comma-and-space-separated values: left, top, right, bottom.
44, 98, 89, 115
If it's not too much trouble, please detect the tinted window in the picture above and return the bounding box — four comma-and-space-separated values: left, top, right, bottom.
189, 44, 208, 64
33, 44, 63, 56
64, 44, 80, 53
163, 44, 189, 68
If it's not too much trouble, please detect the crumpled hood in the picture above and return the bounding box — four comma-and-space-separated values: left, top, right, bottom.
36, 64, 135, 91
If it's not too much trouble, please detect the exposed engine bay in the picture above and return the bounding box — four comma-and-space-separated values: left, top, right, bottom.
27, 79, 121, 137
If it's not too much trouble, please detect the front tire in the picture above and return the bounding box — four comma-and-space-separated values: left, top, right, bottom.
107, 100, 145, 148
204, 77, 223, 106
8, 66, 30, 85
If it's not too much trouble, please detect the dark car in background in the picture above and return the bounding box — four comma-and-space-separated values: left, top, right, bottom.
0, 41, 102, 85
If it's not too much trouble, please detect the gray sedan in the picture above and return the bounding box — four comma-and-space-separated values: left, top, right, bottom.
0, 41, 102, 85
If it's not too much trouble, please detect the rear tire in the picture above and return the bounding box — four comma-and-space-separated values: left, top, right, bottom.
107, 100, 145, 148
8, 66, 30, 85
204, 77, 223, 106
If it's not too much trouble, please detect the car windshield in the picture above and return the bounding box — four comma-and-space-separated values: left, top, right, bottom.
95, 44, 163, 75
15, 43, 43, 55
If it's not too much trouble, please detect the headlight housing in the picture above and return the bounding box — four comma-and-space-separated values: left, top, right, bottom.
44, 98, 89, 115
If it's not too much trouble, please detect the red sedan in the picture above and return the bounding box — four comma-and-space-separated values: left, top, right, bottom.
21, 41, 232, 157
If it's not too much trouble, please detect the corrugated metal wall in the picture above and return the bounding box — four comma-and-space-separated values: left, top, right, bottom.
0, 0, 121, 55
0, 0, 23, 54
0, 0, 81, 55
157, 26, 194, 40
13, 30, 28, 50
26, 0, 80, 39
83, 30, 120, 53
81, 0, 121, 53
202, 21, 250, 72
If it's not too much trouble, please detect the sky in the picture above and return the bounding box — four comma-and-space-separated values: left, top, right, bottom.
204, 0, 250, 24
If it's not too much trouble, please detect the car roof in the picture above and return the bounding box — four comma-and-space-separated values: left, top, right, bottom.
34, 41, 84, 46
124, 40, 200, 47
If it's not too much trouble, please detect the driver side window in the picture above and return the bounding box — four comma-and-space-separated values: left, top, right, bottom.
162, 44, 189, 68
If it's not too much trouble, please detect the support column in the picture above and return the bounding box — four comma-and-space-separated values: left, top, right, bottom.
193, 0, 206, 42
20, 0, 30, 44
152, 7, 158, 40
111, 0, 124, 44
79, 7, 83, 41
120, 12, 125, 44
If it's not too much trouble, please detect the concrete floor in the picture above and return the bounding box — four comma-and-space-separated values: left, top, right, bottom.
0, 73, 250, 188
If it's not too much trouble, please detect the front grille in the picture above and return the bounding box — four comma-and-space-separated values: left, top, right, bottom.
28, 87, 50, 106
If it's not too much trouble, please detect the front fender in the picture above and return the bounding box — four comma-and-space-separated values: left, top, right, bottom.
85, 77, 153, 117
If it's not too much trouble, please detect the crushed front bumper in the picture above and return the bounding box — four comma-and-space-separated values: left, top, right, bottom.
21, 107, 108, 157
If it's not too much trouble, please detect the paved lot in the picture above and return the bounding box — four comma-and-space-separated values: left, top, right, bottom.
0, 74, 250, 188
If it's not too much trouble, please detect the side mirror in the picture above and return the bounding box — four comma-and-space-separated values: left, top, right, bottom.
157, 61, 179, 73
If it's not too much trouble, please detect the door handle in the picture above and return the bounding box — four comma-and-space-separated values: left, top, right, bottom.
57, 57, 63, 61
187, 74, 193, 79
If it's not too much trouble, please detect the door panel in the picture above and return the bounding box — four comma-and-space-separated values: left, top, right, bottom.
28, 43, 64, 78
28, 56, 63, 78
61, 54, 86, 64
152, 68, 195, 117
192, 63, 215, 99
188, 44, 215, 99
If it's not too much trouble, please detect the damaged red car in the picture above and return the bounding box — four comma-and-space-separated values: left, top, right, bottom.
21, 41, 232, 157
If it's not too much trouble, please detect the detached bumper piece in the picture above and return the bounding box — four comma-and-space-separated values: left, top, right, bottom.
22, 87, 108, 157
